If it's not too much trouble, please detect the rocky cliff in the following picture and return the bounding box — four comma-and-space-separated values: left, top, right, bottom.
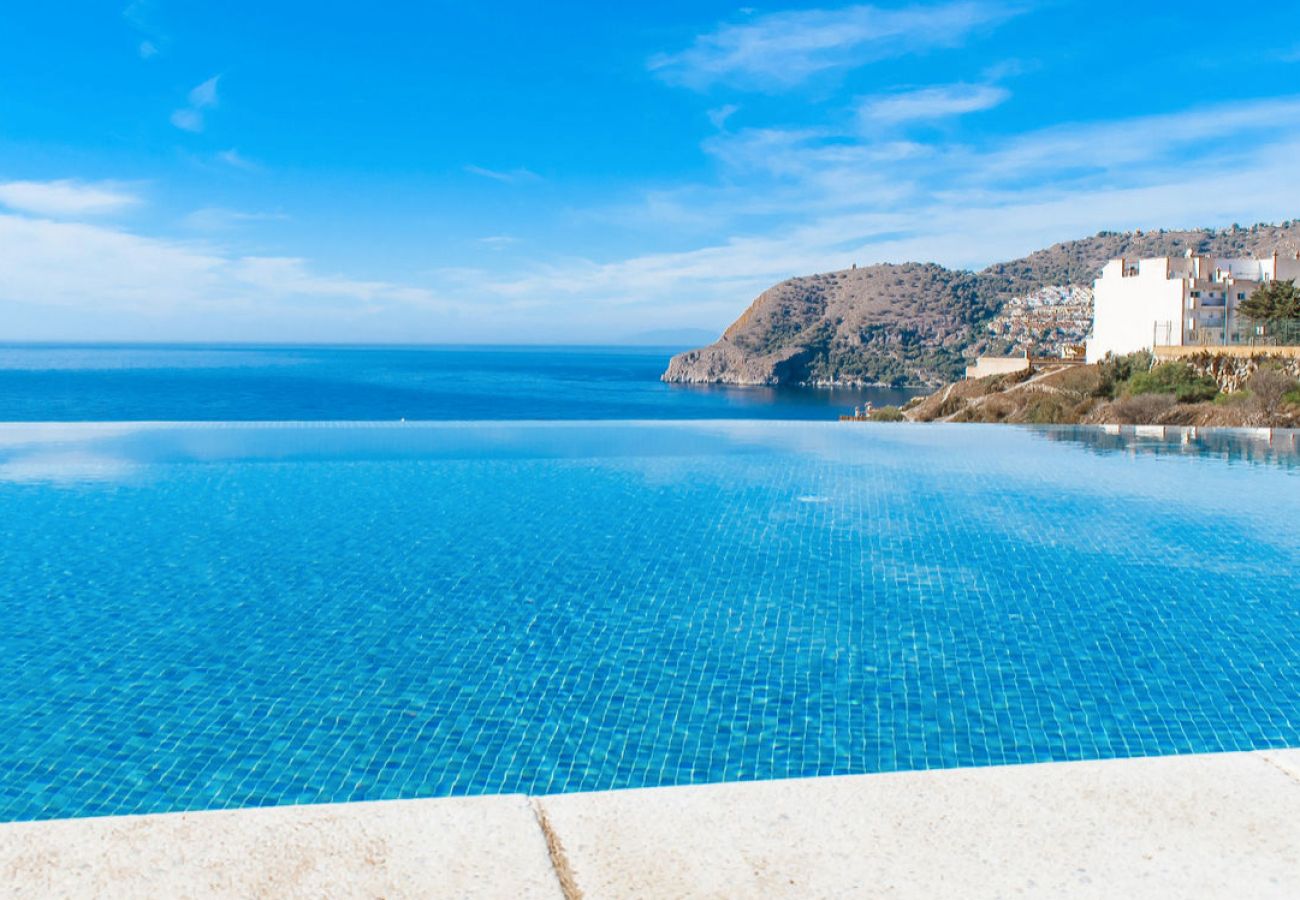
663, 221, 1300, 387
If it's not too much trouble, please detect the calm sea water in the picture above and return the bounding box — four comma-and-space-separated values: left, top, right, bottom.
0, 421, 1296, 821
0, 344, 919, 421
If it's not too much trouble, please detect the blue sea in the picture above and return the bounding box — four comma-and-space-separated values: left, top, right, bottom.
0, 344, 918, 421
0, 347, 1298, 823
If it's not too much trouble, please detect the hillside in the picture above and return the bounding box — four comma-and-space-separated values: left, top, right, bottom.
900, 353, 1300, 428
663, 221, 1300, 387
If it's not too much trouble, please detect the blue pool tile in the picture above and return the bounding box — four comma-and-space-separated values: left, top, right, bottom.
0, 422, 1297, 821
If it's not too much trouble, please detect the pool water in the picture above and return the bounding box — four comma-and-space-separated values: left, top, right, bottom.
1, 422, 1297, 821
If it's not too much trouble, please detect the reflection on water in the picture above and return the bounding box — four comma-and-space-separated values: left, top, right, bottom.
1038, 426, 1300, 471
4, 421, 1299, 489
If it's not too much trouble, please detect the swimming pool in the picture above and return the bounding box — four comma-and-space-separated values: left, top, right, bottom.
1, 422, 1297, 821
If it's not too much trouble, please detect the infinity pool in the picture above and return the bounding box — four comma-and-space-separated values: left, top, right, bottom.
1, 422, 1297, 821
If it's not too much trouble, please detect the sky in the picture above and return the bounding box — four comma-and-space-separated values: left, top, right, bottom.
3, 2, 1300, 344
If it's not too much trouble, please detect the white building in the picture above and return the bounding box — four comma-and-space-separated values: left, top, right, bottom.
1085, 251, 1300, 361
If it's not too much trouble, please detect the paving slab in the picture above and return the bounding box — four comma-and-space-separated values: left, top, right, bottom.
538, 752, 1300, 899
1263, 748, 1300, 785
0, 795, 562, 899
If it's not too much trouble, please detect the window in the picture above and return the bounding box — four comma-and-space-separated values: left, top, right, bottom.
1190, 290, 1200, 298
1237, 292, 1246, 300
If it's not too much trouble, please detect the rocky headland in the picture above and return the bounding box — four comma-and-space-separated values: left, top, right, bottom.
663, 222, 1300, 388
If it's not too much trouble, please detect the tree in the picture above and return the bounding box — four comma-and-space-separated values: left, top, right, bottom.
1239, 280, 1300, 322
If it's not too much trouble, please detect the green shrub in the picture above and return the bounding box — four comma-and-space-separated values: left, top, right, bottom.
1022, 394, 1070, 424
1214, 390, 1250, 406
1125, 362, 1219, 403
1096, 350, 1153, 398
867, 405, 905, 422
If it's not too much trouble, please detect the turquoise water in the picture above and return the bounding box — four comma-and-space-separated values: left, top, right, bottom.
1, 421, 1297, 821
0, 345, 919, 421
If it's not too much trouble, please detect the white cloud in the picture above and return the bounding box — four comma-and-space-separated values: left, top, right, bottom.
0, 210, 454, 337
454, 96, 1300, 336
707, 104, 740, 129
651, 2, 1018, 90
464, 164, 541, 184
0, 179, 140, 217
172, 75, 220, 132
182, 207, 287, 231
188, 75, 220, 108
123, 0, 167, 58
967, 97, 1300, 182
170, 109, 204, 132
216, 148, 259, 171
859, 83, 1010, 124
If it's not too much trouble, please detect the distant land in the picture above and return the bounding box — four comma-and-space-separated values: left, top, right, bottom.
663, 222, 1300, 388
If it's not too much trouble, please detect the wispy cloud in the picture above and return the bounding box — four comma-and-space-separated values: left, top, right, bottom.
651, 2, 1019, 91
123, 1, 167, 59
464, 164, 541, 184
171, 75, 220, 133
707, 104, 740, 129
0, 209, 454, 334
478, 235, 519, 249
217, 148, 259, 171
452, 95, 1300, 336
858, 83, 1009, 124
182, 207, 287, 231
0, 179, 140, 218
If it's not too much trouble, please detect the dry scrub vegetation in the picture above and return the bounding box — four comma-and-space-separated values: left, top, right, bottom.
902, 353, 1300, 427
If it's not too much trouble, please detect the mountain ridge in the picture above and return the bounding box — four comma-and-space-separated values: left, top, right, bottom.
662, 222, 1300, 387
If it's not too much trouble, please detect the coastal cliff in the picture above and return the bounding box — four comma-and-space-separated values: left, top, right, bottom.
663, 222, 1300, 388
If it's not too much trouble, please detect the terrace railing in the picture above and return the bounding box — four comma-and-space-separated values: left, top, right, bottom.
1182, 319, 1300, 348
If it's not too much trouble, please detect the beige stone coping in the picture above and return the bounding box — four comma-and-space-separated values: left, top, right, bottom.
0, 794, 562, 899
3, 751, 1300, 898
540, 750, 1300, 899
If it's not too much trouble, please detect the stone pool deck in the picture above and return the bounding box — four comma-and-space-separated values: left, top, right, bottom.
2, 750, 1298, 897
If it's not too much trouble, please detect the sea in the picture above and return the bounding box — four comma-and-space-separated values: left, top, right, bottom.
0, 344, 921, 421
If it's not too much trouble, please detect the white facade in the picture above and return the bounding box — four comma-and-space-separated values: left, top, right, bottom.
1086, 251, 1300, 361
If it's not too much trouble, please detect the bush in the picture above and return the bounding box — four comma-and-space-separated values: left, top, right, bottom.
1125, 362, 1219, 403
1022, 393, 1071, 424
867, 405, 905, 422
1110, 393, 1176, 424
1096, 350, 1153, 398
1248, 367, 1299, 423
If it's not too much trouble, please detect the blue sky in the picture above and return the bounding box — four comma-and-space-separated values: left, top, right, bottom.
3, 2, 1300, 343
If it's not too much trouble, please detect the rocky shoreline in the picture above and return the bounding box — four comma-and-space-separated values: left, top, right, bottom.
663, 222, 1300, 389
